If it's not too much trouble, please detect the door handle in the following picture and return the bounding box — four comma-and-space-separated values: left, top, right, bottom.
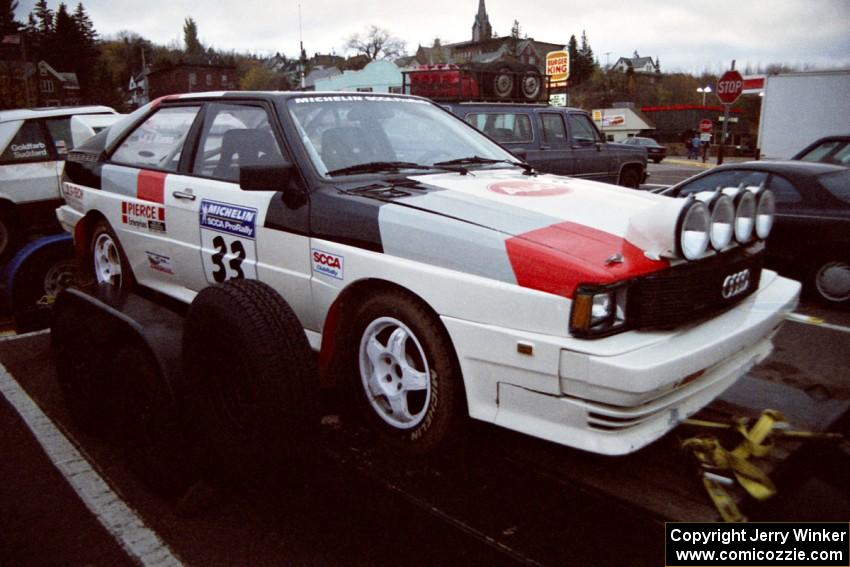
172, 190, 196, 201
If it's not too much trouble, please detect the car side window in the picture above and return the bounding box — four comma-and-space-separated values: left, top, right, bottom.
566, 114, 601, 144
540, 113, 567, 147
766, 174, 802, 205
677, 170, 768, 196
192, 103, 285, 182
110, 106, 201, 172
45, 117, 73, 157
0, 121, 52, 164
463, 112, 532, 143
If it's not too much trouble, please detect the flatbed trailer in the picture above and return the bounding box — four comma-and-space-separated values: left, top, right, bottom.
45, 286, 850, 566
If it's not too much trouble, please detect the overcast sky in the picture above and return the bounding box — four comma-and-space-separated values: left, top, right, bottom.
15, 0, 850, 73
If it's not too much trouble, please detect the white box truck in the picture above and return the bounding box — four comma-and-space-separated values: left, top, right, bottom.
757, 70, 850, 160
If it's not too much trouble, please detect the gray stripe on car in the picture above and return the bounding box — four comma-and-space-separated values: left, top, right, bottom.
379, 202, 518, 285
101, 164, 138, 198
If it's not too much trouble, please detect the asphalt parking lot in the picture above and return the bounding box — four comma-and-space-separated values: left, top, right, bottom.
1, 292, 848, 567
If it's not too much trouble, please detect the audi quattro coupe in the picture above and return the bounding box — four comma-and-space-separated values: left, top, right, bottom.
57, 92, 800, 455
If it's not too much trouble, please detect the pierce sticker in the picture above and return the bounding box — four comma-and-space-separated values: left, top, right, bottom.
488, 180, 571, 197
122, 201, 166, 233
145, 251, 174, 275
312, 249, 344, 280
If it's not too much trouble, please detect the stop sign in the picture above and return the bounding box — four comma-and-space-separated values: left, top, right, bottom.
716, 70, 744, 104
699, 119, 712, 133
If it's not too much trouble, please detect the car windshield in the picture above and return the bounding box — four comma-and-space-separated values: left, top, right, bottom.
819, 169, 850, 204
287, 95, 520, 177
798, 140, 850, 166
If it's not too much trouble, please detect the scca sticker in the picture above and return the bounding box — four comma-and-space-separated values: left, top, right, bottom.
145, 251, 174, 275
488, 180, 571, 197
122, 201, 166, 233
312, 249, 344, 280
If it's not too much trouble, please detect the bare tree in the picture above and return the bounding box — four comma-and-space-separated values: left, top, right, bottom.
345, 25, 405, 61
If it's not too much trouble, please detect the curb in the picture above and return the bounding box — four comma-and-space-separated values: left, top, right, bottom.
663, 158, 714, 169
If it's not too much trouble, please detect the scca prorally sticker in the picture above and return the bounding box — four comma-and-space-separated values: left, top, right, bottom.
199, 199, 259, 283
145, 251, 174, 275
199, 199, 257, 239
312, 249, 344, 280
488, 180, 571, 197
122, 201, 166, 233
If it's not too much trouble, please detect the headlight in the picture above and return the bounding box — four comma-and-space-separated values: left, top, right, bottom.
676, 199, 710, 260
695, 191, 735, 251
723, 187, 756, 243
752, 187, 775, 240
570, 283, 629, 338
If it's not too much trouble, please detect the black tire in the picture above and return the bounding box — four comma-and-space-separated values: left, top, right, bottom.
181, 280, 318, 481
0, 207, 22, 263
520, 71, 542, 101
84, 219, 135, 291
809, 258, 850, 305
619, 167, 642, 189
492, 66, 515, 100
345, 289, 465, 455
53, 306, 125, 436
11, 242, 75, 333
652, 157, 663, 164
114, 344, 200, 498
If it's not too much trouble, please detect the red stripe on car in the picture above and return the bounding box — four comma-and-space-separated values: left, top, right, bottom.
137, 170, 166, 204
505, 221, 669, 298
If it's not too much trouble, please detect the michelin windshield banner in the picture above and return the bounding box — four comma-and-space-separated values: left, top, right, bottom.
665, 522, 849, 566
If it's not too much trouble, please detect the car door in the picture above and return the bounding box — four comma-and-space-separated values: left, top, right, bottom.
535, 111, 573, 175
165, 101, 315, 328
565, 112, 613, 183
103, 103, 202, 291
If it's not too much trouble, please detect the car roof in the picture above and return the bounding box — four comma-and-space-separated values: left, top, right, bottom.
158, 91, 431, 103
666, 160, 847, 193
0, 105, 117, 123
791, 135, 850, 158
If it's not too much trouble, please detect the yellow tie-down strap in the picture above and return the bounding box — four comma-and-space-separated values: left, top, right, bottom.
680, 409, 845, 523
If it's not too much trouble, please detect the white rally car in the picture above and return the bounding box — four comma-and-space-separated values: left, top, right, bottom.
0, 105, 118, 259
57, 92, 800, 455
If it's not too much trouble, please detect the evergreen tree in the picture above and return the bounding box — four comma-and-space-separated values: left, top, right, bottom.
72, 2, 95, 43
183, 17, 203, 59
0, 0, 21, 35
567, 34, 578, 83
574, 29, 597, 86
32, 0, 53, 35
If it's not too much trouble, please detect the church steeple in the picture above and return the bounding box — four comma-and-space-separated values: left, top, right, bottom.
472, 0, 492, 42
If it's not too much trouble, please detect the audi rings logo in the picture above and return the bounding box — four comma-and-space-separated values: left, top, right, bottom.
722, 269, 750, 299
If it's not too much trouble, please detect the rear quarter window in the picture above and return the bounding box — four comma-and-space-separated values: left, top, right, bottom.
464, 112, 533, 143
0, 121, 51, 164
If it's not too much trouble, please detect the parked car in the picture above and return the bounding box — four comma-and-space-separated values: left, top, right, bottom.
791, 135, 850, 166
57, 92, 798, 457
622, 136, 667, 163
443, 102, 648, 188
0, 105, 118, 260
662, 160, 850, 305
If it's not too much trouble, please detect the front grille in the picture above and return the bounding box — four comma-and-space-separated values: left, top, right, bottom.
629, 247, 764, 329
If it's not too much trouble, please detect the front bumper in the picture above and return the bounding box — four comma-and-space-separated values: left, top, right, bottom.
442, 271, 800, 455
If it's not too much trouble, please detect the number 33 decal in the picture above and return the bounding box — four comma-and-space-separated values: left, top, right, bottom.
211, 235, 246, 282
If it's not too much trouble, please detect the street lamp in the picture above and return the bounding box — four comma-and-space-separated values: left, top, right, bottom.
697, 86, 712, 106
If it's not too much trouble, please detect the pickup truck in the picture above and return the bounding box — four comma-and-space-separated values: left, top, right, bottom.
444, 102, 648, 188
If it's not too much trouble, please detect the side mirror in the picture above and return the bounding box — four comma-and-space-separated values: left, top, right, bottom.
239, 164, 294, 191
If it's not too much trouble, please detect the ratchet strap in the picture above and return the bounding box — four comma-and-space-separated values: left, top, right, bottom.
680, 409, 844, 523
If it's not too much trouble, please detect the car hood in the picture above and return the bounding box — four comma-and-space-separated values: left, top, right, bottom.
350, 170, 689, 292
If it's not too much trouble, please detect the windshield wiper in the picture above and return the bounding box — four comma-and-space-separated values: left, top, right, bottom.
433, 155, 536, 175
326, 161, 466, 177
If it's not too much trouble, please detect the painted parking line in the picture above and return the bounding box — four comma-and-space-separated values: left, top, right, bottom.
787, 312, 850, 334
0, 363, 184, 567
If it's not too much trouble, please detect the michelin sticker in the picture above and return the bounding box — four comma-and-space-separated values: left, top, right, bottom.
312, 249, 344, 280
199, 199, 259, 283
